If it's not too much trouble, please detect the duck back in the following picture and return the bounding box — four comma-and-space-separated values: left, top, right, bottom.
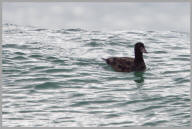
105, 57, 135, 72
104, 57, 146, 72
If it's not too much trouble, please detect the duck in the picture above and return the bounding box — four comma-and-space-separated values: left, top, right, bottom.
103, 42, 147, 72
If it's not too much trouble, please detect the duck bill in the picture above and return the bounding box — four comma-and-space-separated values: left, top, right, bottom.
141, 47, 147, 53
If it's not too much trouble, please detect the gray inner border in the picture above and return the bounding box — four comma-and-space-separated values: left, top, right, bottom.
0, 0, 191, 128
1, 0, 192, 2
1, 0, 2, 128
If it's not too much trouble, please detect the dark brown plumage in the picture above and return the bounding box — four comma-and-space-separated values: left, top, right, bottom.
103, 42, 147, 72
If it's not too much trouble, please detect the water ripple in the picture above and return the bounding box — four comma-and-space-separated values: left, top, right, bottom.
2, 24, 190, 127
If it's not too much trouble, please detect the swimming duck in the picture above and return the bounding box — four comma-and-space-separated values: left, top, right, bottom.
103, 42, 147, 72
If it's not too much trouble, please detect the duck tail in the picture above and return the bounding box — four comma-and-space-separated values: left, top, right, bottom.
102, 58, 107, 61
102, 58, 109, 64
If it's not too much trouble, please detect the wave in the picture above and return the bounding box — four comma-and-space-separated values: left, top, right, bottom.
2, 23, 190, 127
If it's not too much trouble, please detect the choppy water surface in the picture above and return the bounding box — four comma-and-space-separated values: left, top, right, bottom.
2, 24, 190, 127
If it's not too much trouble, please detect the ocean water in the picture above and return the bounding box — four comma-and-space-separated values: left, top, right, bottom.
2, 23, 190, 127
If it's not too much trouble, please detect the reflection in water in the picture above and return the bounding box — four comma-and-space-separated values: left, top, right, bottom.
134, 71, 145, 84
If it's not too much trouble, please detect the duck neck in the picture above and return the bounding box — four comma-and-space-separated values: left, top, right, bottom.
134, 51, 144, 65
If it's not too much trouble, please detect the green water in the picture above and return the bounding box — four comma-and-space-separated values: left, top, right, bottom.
2, 24, 190, 127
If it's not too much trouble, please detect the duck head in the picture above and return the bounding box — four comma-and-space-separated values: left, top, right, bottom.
134, 42, 147, 64
135, 42, 147, 54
